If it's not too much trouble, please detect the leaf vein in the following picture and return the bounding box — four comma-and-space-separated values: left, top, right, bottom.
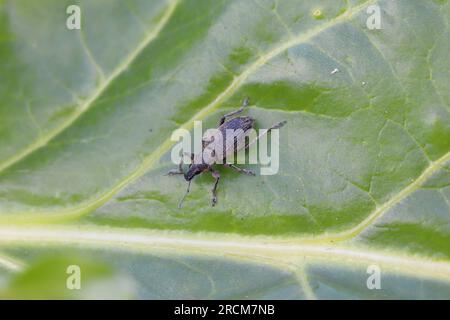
0, 0, 179, 174
0, 0, 377, 222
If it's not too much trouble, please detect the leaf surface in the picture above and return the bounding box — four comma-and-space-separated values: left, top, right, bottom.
0, 0, 449, 299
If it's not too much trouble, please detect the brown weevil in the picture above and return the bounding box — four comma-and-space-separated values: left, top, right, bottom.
167, 97, 286, 208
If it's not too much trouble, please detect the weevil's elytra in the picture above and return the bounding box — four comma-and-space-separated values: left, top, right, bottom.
167, 97, 286, 208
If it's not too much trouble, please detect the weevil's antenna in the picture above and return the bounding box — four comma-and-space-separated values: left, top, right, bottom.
178, 180, 192, 209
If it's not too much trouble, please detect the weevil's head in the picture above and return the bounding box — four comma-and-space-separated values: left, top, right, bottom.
184, 163, 208, 181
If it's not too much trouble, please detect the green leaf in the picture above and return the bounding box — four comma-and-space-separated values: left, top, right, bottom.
0, 254, 136, 299
0, 0, 449, 299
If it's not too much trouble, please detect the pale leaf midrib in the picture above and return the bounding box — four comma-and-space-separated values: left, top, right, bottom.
1, 225, 450, 282
0, 0, 179, 174
0, 0, 375, 222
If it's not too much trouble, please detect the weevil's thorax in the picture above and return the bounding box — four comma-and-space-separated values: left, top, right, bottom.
184, 163, 208, 181
192, 151, 205, 165
200, 127, 226, 165
202, 144, 217, 165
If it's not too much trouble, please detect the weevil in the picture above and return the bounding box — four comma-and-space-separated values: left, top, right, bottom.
167, 97, 286, 208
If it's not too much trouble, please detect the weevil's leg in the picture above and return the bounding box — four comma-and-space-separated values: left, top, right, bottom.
218, 97, 250, 125
165, 157, 185, 176
178, 180, 192, 209
245, 120, 287, 149
268, 120, 287, 130
166, 152, 195, 175
184, 152, 194, 162
178, 157, 184, 172
219, 108, 244, 126
224, 163, 256, 176
210, 169, 221, 206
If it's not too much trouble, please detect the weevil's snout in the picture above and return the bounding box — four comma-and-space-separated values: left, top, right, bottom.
184, 164, 207, 181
